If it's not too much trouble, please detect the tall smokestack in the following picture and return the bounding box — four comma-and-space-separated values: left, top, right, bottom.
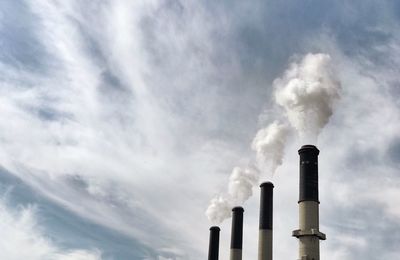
208, 226, 220, 260
258, 182, 273, 260
292, 145, 326, 260
230, 207, 244, 260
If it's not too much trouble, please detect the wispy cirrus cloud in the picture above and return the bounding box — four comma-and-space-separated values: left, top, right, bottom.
1, 0, 400, 259
0, 195, 101, 260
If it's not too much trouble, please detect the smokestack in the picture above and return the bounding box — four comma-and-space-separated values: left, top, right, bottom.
208, 226, 220, 260
230, 207, 244, 260
258, 182, 273, 260
292, 145, 326, 260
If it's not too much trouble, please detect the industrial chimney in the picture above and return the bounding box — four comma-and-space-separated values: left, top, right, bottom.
208, 226, 220, 260
230, 207, 244, 260
258, 182, 273, 260
292, 145, 326, 260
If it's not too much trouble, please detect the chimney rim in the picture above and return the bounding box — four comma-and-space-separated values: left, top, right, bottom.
210, 226, 220, 231
298, 144, 320, 155
232, 206, 244, 212
260, 181, 274, 188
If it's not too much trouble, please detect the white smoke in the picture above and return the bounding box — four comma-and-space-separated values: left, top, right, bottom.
274, 53, 341, 142
228, 166, 259, 204
205, 195, 232, 225
251, 121, 290, 173
206, 53, 341, 224
205, 125, 288, 224
205, 166, 259, 224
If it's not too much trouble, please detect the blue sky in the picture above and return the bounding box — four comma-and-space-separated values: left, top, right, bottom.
1, 0, 400, 259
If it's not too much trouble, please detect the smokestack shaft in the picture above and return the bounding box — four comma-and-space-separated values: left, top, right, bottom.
258, 182, 273, 260
292, 145, 326, 260
208, 226, 220, 260
230, 207, 243, 260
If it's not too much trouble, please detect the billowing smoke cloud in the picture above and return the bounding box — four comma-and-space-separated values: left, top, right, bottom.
274, 53, 341, 142
206, 53, 341, 224
228, 166, 259, 203
205, 195, 232, 224
252, 121, 290, 173
205, 166, 259, 224
205, 124, 288, 224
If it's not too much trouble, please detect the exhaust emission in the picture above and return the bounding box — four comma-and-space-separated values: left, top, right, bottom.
258, 182, 273, 260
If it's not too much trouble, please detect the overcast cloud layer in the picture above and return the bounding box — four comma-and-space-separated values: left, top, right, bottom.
1, 0, 400, 259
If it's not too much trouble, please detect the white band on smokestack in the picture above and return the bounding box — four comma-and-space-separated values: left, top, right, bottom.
292, 145, 326, 260
258, 182, 273, 260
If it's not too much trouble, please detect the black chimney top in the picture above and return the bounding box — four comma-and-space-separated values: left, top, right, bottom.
259, 182, 274, 230
298, 144, 320, 203
230, 207, 244, 249
208, 226, 220, 260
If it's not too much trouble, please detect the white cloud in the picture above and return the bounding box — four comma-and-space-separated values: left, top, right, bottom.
0, 197, 101, 260
0, 0, 400, 259
0, 0, 240, 257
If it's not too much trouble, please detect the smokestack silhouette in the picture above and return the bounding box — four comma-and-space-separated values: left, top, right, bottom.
258, 182, 273, 260
230, 207, 244, 260
292, 145, 326, 260
208, 226, 220, 260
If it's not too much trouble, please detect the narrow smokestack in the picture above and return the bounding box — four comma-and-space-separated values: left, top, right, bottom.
292, 145, 326, 260
230, 207, 244, 260
258, 182, 273, 260
208, 226, 220, 260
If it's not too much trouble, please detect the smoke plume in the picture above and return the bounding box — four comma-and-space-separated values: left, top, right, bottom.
205, 124, 288, 224
251, 121, 290, 173
274, 53, 341, 142
228, 166, 259, 204
206, 53, 340, 224
205, 195, 233, 225
205, 166, 259, 224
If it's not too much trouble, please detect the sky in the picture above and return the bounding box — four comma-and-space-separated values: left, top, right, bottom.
1, 0, 400, 259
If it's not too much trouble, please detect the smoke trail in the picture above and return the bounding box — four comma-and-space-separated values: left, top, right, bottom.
205, 194, 233, 225
251, 121, 290, 173
274, 53, 341, 142
205, 124, 288, 224
205, 166, 259, 224
228, 166, 259, 204
206, 53, 340, 224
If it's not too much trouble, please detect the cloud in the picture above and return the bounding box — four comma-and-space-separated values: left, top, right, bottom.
0, 0, 400, 259
0, 0, 246, 257
0, 197, 101, 260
